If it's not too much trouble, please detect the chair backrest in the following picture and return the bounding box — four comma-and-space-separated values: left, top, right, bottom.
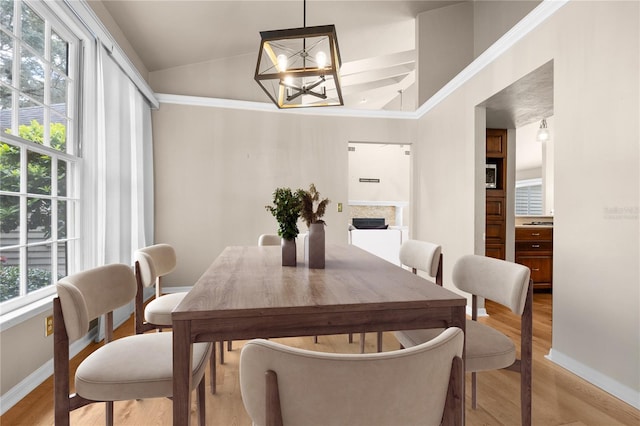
452, 254, 530, 315
399, 239, 442, 283
240, 327, 464, 426
258, 234, 281, 246
134, 243, 177, 288
56, 264, 136, 342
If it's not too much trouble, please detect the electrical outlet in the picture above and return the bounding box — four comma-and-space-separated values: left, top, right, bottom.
337, 202, 343, 212
45, 315, 54, 337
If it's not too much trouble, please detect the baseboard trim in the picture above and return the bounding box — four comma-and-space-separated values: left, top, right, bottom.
466, 306, 488, 317
0, 328, 97, 415
546, 348, 640, 410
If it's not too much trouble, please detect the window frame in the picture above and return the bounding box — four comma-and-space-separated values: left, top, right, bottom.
0, 0, 82, 315
515, 177, 543, 216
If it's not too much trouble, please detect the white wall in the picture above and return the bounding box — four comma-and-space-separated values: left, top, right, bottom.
416, 2, 474, 104
152, 104, 416, 285
472, 0, 541, 57
348, 143, 410, 199
413, 1, 639, 406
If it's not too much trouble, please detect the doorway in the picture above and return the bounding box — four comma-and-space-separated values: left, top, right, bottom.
478, 60, 555, 310
347, 142, 412, 265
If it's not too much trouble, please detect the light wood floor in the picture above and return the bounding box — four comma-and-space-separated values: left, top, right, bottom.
2, 293, 639, 425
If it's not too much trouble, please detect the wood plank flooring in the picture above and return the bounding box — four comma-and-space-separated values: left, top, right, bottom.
2, 293, 639, 425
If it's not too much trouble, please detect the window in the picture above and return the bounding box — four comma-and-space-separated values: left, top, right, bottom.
0, 0, 80, 313
515, 178, 543, 216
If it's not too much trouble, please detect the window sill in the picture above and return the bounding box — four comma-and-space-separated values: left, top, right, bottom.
0, 295, 56, 332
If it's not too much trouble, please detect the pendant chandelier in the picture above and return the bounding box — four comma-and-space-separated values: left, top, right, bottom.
254, 0, 343, 109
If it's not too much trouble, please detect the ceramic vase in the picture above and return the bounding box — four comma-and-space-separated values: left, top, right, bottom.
307, 222, 325, 269
281, 238, 297, 267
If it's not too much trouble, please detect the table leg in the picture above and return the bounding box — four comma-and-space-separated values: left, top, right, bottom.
454, 305, 466, 425
173, 319, 193, 426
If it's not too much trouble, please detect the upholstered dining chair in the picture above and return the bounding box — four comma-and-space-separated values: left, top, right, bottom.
360, 239, 442, 353
258, 234, 281, 246
240, 327, 464, 426
395, 254, 533, 426
134, 243, 186, 335
54, 263, 211, 426
134, 243, 225, 393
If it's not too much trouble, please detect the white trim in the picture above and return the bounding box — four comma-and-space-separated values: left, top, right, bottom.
546, 349, 640, 410
466, 306, 488, 318
155, 93, 415, 120
156, 0, 568, 120
0, 295, 55, 332
0, 327, 97, 415
515, 178, 543, 188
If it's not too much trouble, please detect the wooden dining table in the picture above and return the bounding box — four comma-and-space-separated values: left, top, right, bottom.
172, 243, 467, 425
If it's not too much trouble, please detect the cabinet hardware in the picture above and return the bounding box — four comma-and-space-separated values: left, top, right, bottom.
532, 268, 540, 271
531, 232, 540, 236
532, 244, 540, 248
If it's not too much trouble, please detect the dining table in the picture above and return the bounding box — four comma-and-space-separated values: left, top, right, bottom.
172, 243, 467, 425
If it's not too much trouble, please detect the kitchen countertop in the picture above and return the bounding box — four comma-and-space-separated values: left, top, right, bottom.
516, 222, 553, 228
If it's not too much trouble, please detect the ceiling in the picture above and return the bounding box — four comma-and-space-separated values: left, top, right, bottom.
481, 61, 553, 130
97, 0, 464, 109
480, 61, 554, 172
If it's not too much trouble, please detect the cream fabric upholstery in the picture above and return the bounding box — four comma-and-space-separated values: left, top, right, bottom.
240, 327, 463, 426
395, 319, 515, 372
258, 234, 281, 246
134, 243, 185, 329
399, 239, 442, 277
144, 291, 188, 325
75, 332, 210, 401
394, 255, 529, 373
57, 264, 136, 342
134, 243, 177, 288
55, 262, 211, 422
133, 243, 226, 399
454, 254, 530, 315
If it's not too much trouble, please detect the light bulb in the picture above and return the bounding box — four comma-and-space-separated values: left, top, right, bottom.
277, 54, 288, 72
315, 51, 327, 69
284, 76, 294, 87
537, 119, 550, 142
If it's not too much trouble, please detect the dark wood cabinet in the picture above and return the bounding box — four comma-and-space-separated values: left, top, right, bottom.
515, 227, 553, 290
485, 129, 507, 260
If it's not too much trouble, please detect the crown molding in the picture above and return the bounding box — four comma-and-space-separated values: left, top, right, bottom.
155, 93, 417, 120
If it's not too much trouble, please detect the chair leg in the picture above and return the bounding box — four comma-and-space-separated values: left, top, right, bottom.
210, 347, 217, 395
197, 376, 206, 426
522, 366, 532, 426
314, 336, 318, 343
106, 401, 114, 426
348, 333, 353, 343
227, 340, 232, 351
219, 340, 224, 364
376, 331, 383, 352
360, 333, 365, 353
521, 280, 533, 426
471, 371, 477, 409
54, 300, 71, 426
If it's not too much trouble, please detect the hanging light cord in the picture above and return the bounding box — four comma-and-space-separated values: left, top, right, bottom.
302, 0, 307, 69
